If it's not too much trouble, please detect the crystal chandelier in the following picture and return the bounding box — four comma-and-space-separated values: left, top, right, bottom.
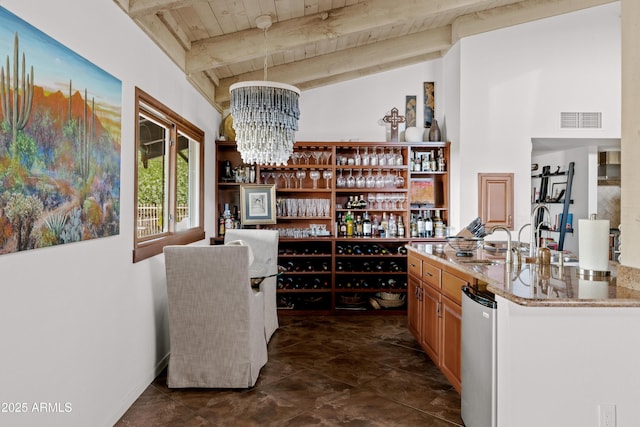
230, 15, 300, 166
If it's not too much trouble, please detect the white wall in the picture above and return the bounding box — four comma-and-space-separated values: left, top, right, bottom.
296, 60, 443, 142
457, 3, 621, 235
0, 1, 219, 426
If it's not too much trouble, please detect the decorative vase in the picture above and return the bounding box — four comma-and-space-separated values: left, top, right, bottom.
404, 126, 423, 142
428, 118, 441, 142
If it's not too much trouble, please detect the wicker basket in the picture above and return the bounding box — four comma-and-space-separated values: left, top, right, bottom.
379, 291, 404, 301
340, 293, 365, 306
374, 293, 406, 308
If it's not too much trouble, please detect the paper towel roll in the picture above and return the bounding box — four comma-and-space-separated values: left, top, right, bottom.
578, 219, 610, 272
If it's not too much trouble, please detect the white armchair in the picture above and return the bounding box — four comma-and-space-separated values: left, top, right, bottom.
163, 245, 268, 388
224, 229, 279, 341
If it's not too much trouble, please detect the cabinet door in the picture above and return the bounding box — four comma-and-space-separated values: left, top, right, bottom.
420, 283, 440, 363
440, 295, 462, 393
478, 173, 514, 229
408, 276, 422, 339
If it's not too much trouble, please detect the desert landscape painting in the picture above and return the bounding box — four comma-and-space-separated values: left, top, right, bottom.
0, 6, 121, 254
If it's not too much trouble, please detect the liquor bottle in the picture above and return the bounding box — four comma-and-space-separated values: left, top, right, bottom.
417, 210, 425, 237
409, 155, 415, 172
425, 210, 433, 238
355, 215, 363, 237
380, 212, 388, 238
433, 210, 445, 237
397, 215, 405, 237
336, 244, 345, 255
410, 215, 418, 238
223, 203, 233, 231
358, 194, 367, 209
346, 196, 353, 209
414, 153, 422, 172
218, 212, 226, 237
388, 213, 397, 238
437, 148, 446, 172
346, 211, 354, 237
232, 206, 241, 229
363, 212, 372, 237
372, 215, 379, 237
422, 152, 430, 171
430, 151, 437, 172
339, 214, 347, 237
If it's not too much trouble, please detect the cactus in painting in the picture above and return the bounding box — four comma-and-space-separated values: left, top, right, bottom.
0, 32, 34, 149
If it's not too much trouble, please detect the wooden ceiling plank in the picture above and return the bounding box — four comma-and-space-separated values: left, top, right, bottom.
224, 0, 252, 31
127, 0, 199, 18
453, 0, 616, 42
186, 71, 219, 111
192, 2, 224, 37
208, 0, 242, 34
214, 26, 452, 105
169, 7, 206, 43
186, 0, 519, 73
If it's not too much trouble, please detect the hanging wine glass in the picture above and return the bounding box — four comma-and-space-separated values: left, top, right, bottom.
356, 169, 365, 188
362, 147, 370, 166
384, 169, 395, 188
346, 168, 355, 188
365, 169, 375, 188
394, 169, 405, 188
336, 168, 346, 188
375, 168, 385, 188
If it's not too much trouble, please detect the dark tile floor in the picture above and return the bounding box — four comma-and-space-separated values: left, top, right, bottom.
116, 315, 462, 426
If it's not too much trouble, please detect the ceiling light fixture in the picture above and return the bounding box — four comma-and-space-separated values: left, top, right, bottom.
229, 15, 300, 166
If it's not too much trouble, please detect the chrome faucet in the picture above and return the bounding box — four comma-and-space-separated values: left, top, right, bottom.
488, 225, 512, 264
529, 204, 551, 258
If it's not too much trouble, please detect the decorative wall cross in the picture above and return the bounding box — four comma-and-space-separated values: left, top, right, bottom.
383, 107, 405, 142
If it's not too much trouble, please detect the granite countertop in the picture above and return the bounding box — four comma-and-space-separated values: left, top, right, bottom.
407, 243, 640, 308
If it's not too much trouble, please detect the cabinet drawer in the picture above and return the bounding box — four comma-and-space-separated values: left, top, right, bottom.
441, 271, 466, 305
422, 262, 441, 289
408, 255, 422, 278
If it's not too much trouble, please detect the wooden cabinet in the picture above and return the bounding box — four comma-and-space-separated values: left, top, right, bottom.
213, 140, 450, 315
478, 172, 514, 230
408, 252, 467, 393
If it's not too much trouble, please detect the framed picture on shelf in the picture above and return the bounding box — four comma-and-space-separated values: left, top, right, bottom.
410, 178, 436, 206
240, 184, 276, 225
550, 182, 567, 202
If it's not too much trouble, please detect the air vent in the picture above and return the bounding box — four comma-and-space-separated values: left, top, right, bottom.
560, 112, 602, 129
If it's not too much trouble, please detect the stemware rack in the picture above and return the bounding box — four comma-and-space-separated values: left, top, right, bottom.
214, 141, 450, 314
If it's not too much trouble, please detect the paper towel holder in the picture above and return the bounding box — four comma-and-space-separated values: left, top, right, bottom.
578, 268, 611, 278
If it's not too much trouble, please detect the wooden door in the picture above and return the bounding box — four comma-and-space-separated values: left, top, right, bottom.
440, 295, 462, 393
478, 173, 514, 229
420, 283, 441, 363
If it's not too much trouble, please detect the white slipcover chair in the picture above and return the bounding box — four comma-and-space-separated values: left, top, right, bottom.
163, 245, 268, 388
224, 229, 280, 342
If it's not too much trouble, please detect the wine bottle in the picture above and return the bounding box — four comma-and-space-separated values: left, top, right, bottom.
417, 210, 425, 237
425, 210, 433, 238
363, 212, 372, 237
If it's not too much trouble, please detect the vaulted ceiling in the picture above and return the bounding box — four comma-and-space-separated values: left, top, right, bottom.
114, 0, 613, 112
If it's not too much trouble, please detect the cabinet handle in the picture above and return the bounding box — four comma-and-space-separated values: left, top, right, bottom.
423, 271, 433, 277
409, 263, 417, 268
437, 301, 442, 317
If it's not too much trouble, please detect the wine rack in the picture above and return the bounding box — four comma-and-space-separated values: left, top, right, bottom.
214, 140, 450, 314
